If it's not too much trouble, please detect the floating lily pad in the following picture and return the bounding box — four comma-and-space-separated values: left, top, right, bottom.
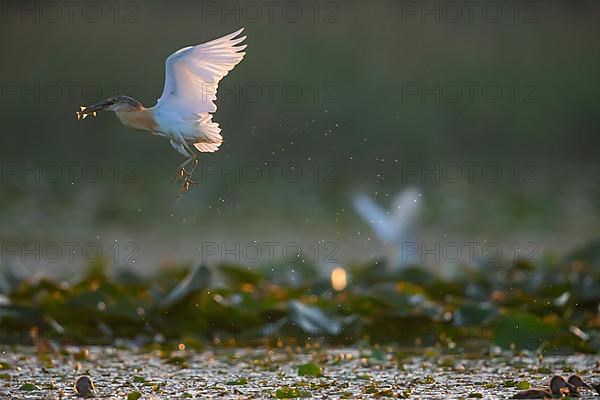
298, 363, 322, 377
226, 377, 248, 385
19, 383, 40, 391
275, 387, 311, 398
127, 392, 142, 400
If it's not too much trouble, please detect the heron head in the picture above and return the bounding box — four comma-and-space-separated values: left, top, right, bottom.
77, 95, 143, 120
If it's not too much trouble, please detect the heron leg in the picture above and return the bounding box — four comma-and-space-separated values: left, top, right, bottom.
173, 155, 196, 182
186, 159, 199, 182
176, 144, 200, 197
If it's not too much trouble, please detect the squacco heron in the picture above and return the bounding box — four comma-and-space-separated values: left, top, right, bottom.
76, 28, 247, 196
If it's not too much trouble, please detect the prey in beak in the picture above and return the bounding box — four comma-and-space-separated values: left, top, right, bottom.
76, 99, 113, 120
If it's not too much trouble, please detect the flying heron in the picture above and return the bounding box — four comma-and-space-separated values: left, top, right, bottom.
76, 28, 247, 195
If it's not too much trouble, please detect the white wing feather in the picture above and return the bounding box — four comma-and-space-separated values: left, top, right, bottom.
353, 188, 422, 268
353, 194, 397, 243
156, 28, 247, 115
391, 187, 421, 231
353, 188, 421, 243
154, 29, 246, 155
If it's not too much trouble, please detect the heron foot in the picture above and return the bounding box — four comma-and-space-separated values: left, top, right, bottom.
173, 167, 196, 183
173, 168, 186, 182
177, 177, 198, 197
173, 158, 199, 183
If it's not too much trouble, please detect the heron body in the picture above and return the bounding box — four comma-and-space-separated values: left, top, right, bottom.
77, 28, 247, 195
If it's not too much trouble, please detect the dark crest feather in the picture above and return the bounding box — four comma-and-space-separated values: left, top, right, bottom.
110, 95, 143, 109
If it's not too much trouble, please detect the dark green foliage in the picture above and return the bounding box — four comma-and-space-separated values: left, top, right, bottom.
1, 244, 599, 353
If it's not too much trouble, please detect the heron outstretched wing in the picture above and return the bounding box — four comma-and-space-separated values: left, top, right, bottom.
391, 187, 421, 234
352, 194, 396, 243
156, 28, 247, 116
353, 187, 421, 244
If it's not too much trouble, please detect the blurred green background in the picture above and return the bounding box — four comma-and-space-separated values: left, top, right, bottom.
0, 0, 599, 276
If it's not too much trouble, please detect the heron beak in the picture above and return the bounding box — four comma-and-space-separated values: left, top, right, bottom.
76, 99, 111, 120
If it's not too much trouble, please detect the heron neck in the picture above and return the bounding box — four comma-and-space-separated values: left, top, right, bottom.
116, 108, 157, 132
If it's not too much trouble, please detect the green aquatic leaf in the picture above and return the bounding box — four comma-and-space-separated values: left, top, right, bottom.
275, 387, 311, 398
288, 300, 341, 336
19, 383, 40, 391
160, 263, 210, 309
226, 377, 248, 385
493, 312, 555, 350
127, 392, 142, 400
220, 264, 263, 286
298, 363, 322, 377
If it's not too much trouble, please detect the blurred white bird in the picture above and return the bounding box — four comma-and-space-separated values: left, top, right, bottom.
353, 187, 421, 267
76, 28, 247, 196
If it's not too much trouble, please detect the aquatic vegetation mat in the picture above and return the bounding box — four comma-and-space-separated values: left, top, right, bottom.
0, 241, 599, 353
